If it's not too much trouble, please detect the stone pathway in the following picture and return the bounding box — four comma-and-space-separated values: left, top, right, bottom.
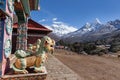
45, 54, 82, 80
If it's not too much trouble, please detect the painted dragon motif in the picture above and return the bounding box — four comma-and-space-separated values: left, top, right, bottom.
12, 36, 55, 74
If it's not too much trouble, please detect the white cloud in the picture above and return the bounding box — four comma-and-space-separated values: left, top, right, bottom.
53, 21, 63, 24
52, 18, 57, 21
39, 19, 46, 23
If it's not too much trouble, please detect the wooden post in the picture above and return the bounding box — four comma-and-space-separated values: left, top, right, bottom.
0, 0, 13, 76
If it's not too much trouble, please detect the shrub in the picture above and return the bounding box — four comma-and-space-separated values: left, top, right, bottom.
84, 43, 96, 54
89, 47, 108, 55
109, 42, 120, 52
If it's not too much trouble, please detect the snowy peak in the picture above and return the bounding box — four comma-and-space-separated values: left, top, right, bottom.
76, 18, 102, 34
86, 22, 91, 26
95, 18, 101, 24
45, 20, 77, 37
84, 22, 91, 28
81, 22, 93, 32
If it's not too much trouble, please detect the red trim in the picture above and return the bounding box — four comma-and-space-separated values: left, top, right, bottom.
13, 19, 52, 32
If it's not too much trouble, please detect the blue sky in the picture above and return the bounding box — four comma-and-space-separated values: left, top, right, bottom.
31, 0, 120, 29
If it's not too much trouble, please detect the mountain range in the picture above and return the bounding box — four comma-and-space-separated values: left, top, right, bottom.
46, 18, 120, 43
62, 19, 120, 43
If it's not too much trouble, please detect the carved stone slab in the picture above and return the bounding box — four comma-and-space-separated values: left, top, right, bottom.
1, 68, 47, 80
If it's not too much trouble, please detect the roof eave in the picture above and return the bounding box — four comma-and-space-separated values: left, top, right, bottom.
21, 0, 30, 16
34, 0, 40, 10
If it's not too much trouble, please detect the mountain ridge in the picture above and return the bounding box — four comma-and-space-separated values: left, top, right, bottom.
62, 18, 120, 43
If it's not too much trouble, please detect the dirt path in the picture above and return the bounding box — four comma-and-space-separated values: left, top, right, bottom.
54, 49, 120, 80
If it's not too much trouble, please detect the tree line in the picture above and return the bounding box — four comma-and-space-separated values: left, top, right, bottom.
57, 35, 120, 55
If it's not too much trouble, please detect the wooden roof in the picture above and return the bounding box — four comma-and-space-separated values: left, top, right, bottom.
14, 0, 40, 24
13, 19, 52, 32
14, 0, 39, 16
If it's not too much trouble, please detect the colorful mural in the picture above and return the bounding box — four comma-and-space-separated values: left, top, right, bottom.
4, 38, 12, 58
5, 16, 13, 35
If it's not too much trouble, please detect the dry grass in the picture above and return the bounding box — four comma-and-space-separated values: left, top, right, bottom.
54, 49, 120, 80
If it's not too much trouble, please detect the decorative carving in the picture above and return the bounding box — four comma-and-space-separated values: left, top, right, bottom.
4, 38, 12, 58
12, 36, 55, 74
8, 0, 14, 13
28, 39, 41, 53
50, 39, 55, 54
16, 23, 27, 50
5, 16, 13, 35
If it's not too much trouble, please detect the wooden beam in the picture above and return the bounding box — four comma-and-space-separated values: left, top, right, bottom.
14, 1, 27, 24
14, 1, 24, 11
29, 0, 40, 10
21, 0, 30, 16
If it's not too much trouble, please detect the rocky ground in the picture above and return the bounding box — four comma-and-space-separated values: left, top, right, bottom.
54, 49, 120, 80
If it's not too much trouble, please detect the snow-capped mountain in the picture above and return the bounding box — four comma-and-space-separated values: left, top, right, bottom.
63, 18, 102, 38
62, 18, 120, 43
45, 21, 77, 37
78, 18, 102, 33
108, 19, 120, 29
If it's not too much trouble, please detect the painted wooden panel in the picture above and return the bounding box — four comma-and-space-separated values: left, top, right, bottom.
1, 0, 13, 76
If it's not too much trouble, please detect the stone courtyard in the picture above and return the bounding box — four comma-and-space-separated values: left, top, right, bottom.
45, 54, 81, 80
